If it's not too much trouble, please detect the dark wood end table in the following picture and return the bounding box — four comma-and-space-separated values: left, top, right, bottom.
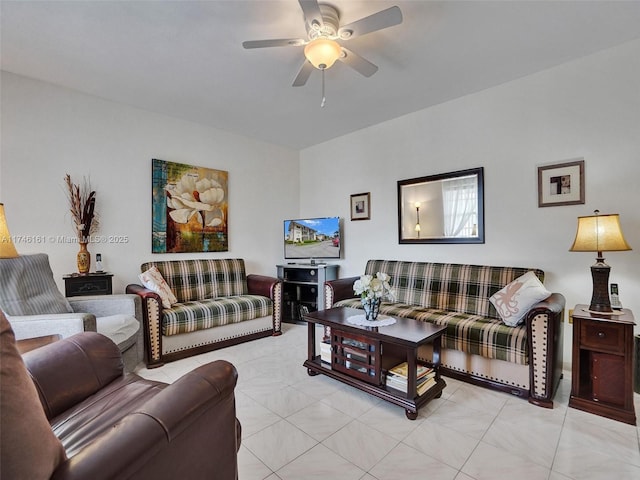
303, 306, 446, 420
569, 304, 636, 425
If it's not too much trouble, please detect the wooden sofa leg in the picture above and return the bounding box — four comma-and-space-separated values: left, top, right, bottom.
528, 396, 553, 409
146, 361, 165, 369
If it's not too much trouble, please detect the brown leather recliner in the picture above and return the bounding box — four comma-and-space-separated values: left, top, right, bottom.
1, 312, 241, 480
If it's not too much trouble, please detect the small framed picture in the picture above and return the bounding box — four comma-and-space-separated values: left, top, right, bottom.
350, 192, 371, 220
538, 159, 585, 207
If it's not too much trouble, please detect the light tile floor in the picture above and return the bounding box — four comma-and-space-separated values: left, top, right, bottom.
136, 323, 640, 480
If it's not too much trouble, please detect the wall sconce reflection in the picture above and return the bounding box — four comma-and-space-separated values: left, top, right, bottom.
414, 202, 421, 238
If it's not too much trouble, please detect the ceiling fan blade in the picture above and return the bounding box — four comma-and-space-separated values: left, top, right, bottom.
243, 38, 306, 49
298, 0, 324, 29
292, 60, 315, 87
338, 6, 403, 39
339, 48, 378, 77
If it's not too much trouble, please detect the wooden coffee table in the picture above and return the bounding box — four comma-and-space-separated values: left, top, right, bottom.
303, 306, 446, 419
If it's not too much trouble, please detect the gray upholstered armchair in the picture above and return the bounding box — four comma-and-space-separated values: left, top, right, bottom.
0, 253, 143, 371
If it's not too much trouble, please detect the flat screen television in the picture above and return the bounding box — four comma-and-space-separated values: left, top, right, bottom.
284, 216, 341, 262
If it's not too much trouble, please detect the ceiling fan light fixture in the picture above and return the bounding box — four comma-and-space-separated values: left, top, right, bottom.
304, 37, 341, 69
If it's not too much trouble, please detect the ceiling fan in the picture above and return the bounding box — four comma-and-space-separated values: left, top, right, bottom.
242, 0, 403, 89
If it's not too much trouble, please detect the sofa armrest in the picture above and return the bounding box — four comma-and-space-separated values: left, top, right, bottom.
125, 284, 162, 305
126, 284, 164, 368
69, 294, 140, 319
23, 332, 123, 419
6, 313, 96, 340
525, 292, 565, 408
529, 292, 565, 316
51, 361, 240, 480
247, 274, 280, 299
247, 274, 282, 336
325, 276, 359, 306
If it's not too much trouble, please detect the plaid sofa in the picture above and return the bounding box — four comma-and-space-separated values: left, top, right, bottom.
127, 259, 282, 367
325, 260, 565, 408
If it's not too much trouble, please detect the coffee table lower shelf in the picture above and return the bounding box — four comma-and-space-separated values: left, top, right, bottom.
304, 357, 446, 420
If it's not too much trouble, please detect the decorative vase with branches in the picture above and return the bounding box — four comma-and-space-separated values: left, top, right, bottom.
64, 174, 98, 274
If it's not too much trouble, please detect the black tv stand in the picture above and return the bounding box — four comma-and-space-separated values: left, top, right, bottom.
276, 263, 339, 323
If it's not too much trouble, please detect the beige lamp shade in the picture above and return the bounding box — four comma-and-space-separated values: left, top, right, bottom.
304, 38, 342, 69
0, 203, 19, 258
570, 212, 631, 253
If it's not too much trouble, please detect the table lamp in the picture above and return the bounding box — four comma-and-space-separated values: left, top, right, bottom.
569, 210, 631, 312
0, 203, 19, 258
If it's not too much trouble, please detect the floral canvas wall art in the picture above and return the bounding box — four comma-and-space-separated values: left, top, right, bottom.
152, 158, 228, 253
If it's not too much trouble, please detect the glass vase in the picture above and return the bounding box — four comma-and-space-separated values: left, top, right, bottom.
362, 297, 381, 320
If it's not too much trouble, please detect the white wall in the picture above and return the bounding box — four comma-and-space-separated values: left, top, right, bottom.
0, 72, 300, 293
2, 40, 639, 368
300, 39, 640, 361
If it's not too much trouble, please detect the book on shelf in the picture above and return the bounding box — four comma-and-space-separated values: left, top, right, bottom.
385, 361, 436, 393
416, 376, 437, 396
388, 361, 433, 379
385, 372, 436, 392
319, 341, 331, 364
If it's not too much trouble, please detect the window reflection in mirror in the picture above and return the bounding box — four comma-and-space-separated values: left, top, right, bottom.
398, 167, 484, 244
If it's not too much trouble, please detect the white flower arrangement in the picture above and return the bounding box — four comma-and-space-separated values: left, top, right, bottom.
353, 272, 396, 301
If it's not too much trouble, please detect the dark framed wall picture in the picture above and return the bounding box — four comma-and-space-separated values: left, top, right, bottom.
350, 192, 371, 220
538, 159, 585, 207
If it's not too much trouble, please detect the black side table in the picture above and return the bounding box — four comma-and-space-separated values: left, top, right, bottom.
63, 273, 113, 297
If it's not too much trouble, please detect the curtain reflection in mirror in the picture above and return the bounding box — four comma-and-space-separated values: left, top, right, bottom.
442, 175, 478, 237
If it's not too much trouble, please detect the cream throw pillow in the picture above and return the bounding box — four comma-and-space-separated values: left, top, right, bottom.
139, 266, 178, 309
489, 271, 551, 326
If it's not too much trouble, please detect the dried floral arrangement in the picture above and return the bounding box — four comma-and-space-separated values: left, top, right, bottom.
64, 174, 98, 243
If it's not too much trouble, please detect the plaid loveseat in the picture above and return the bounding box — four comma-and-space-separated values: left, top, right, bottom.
325, 260, 565, 408
127, 259, 282, 367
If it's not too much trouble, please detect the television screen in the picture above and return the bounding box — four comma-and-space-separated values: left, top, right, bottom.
284, 217, 341, 260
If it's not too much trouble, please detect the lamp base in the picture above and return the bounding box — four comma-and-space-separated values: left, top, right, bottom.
589, 262, 612, 313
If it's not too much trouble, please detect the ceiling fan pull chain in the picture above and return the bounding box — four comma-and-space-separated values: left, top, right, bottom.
321, 67, 326, 108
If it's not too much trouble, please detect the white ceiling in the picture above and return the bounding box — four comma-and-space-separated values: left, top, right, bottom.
2, 1, 640, 150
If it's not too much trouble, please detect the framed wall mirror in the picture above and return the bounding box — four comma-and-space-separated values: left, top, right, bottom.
398, 167, 485, 244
